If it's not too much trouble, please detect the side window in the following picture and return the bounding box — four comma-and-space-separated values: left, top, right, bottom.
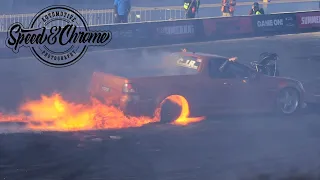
227, 63, 252, 78
208, 59, 235, 79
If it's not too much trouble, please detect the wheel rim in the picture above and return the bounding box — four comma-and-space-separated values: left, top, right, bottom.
277, 89, 299, 114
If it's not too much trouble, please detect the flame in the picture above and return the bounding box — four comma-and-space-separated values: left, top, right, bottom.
0, 93, 205, 132
164, 95, 205, 126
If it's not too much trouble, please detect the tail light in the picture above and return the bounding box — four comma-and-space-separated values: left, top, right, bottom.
122, 83, 136, 93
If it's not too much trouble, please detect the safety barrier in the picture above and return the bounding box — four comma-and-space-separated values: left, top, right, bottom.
0, 0, 319, 32
103, 10, 320, 49
0, 10, 319, 59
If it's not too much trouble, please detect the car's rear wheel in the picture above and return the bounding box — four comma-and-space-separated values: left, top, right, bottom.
160, 100, 181, 123
276, 88, 300, 115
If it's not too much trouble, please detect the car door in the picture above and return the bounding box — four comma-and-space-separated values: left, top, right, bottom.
222, 62, 268, 112
204, 59, 239, 114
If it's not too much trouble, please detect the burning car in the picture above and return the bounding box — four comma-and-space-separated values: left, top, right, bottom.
89, 50, 307, 123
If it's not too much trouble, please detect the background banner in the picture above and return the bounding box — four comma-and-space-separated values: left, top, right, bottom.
252, 13, 298, 35
296, 11, 320, 30
202, 16, 253, 39
148, 19, 204, 45
95, 23, 152, 49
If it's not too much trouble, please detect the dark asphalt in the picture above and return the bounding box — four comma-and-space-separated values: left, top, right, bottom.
1, 32, 320, 180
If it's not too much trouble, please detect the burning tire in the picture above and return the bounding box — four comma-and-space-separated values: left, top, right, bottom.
160, 99, 181, 123
276, 88, 301, 115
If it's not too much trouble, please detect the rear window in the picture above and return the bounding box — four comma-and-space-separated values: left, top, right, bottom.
166, 54, 201, 75
176, 57, 201, 70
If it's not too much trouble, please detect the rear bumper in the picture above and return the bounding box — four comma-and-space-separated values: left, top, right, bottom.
119, 95, 155, 117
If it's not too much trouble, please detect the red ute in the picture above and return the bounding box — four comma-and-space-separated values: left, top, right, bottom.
89, 51, 306, 122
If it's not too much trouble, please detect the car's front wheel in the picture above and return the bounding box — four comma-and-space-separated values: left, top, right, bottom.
276, 88, 300, 115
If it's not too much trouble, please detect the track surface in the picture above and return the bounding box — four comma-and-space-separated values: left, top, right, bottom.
1, 32, 320, 180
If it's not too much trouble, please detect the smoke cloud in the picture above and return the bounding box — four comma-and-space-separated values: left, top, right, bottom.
0, 48, 177, 111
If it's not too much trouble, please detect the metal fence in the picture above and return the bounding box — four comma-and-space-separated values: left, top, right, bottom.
0, 8, 187, 32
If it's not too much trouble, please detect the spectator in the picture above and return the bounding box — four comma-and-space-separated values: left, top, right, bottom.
221, 0, 236, 17
184, 0, 200, 19
249, 2, 265, 15
114, 0, 131, 23
196, 0, 200, 16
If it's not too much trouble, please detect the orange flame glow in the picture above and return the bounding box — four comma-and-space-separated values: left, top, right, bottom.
164, 95, 205, 126
0, 93, 205, 132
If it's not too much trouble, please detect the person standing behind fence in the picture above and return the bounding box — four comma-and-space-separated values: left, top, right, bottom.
221, 0, 236, 17
184, 0, 200, 19
249, 2, 264, 15
114, 0, 131, 23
